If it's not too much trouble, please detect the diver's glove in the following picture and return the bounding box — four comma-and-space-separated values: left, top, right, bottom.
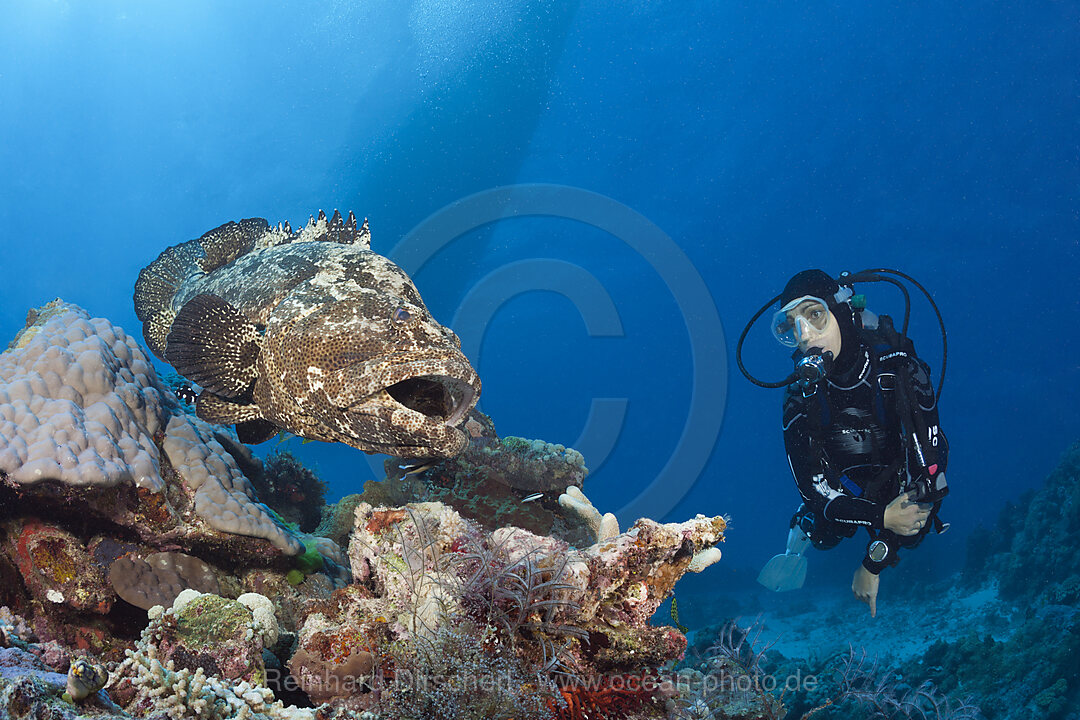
757, 524, 811, 592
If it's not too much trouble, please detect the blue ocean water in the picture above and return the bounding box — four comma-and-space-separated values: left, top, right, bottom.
1, 0, 1078, 706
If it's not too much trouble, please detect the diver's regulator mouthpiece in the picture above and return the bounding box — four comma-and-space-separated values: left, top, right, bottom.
795, 349, 832, 394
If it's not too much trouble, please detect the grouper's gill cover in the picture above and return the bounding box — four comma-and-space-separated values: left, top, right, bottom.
134, 210, 481, 458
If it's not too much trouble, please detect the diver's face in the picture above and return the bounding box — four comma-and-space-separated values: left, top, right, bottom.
788, 301, 842, 358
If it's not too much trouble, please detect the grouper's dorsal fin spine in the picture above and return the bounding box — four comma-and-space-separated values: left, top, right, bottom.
293, 210, 371, 249
356, 217, 372, 249
165, 294, 261, 399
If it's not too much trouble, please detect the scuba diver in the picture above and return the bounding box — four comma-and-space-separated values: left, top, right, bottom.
737, 268, 949, 617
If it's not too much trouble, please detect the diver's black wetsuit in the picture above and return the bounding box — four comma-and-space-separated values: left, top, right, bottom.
782, 336, 947, 574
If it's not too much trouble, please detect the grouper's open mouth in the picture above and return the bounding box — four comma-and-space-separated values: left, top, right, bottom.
329, 353, 481, 455
384, 374, 476, 427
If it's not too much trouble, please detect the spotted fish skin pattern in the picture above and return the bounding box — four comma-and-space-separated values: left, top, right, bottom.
134, 211, 481, 458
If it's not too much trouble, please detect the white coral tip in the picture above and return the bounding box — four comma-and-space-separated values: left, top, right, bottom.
687, 546, 723, 573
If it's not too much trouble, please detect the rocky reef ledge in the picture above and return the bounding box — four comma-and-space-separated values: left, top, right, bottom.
0, 301, 727, 719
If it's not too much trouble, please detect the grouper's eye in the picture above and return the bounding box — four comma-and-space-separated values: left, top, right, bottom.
392, 307, 412, 324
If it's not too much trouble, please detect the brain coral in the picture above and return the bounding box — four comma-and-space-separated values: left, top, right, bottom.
0, 300, 302, 555
0, 300, 168, 489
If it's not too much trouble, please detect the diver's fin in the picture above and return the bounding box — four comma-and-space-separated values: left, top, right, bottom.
235, 418, 279, 444
165, 294, 261, 399
196, 391, 263, 425
757, 553, 808, 592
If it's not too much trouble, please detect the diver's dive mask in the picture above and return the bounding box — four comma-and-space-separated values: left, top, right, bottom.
770, 296, 833, 347
737, 268, 946, 396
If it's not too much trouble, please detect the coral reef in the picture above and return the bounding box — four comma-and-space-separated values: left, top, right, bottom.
284, 500, 724, 715
379, 618, 556, 720
0, 487, 726, 719
349, 501, 723, 667
0, 606, 128, 719
675, 618, 981, 720
107, 593, 312, 720
1, 596, 308, 720
904, 441, 1080, 719
0, 300, 732, 719
967, 441, 1080, 606
0, 301, 304, 555
910, 609, 1078, 720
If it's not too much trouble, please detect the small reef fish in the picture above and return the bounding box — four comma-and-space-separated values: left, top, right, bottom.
398, 459, 439, 476
175, 384, 198, 405
135, 211, 481, 458
521, 492, 544, 503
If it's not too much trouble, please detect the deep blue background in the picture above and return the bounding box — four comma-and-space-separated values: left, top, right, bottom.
2, 1, 1077, 585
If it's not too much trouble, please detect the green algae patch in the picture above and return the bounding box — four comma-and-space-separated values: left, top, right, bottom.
295, 537, 325, 574
176, 594, 251, 647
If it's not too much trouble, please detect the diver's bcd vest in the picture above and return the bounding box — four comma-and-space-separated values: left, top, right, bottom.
798, 312, 925, 500
859, 312, 914, 357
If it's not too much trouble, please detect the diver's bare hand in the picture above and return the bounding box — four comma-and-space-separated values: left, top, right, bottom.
852, 565, 880, 617
883, 492, 931, 536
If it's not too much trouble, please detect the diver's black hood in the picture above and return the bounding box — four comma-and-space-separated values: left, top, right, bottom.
781, 269, 860, 375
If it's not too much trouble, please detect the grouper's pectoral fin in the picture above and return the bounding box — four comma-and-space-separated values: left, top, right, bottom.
196, 391, 278, 444
165, 293, 261, 398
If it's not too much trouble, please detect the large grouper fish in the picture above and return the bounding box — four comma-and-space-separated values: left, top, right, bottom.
134, 210, 480, 458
